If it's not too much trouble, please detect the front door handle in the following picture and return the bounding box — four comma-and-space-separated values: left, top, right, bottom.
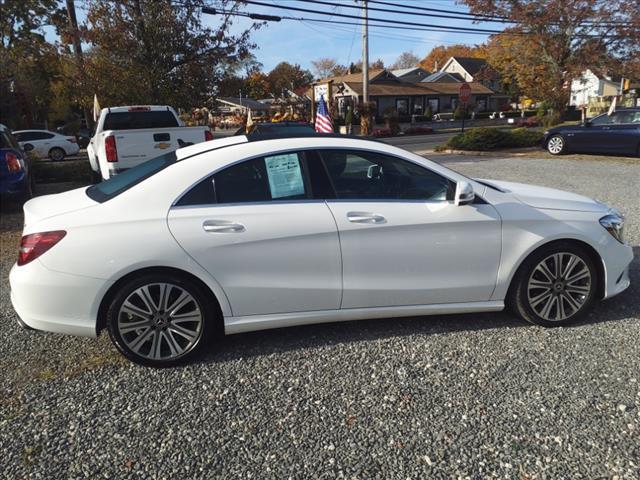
347, 211, 386, 224
203, 220, 245, 233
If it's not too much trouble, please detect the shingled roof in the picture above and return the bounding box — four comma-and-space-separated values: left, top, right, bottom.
450, 57, 489, 76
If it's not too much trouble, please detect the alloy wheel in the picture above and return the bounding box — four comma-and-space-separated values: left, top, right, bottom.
527, 252, 592, 322
547, 136, 564, 154
117, 283, 203, 361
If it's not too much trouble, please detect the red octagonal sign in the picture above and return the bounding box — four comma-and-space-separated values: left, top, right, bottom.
459, 83, 471, 103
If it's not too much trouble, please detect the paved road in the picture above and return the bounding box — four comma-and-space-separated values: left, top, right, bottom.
1, 154, 638, 479
382, 132, 457, 153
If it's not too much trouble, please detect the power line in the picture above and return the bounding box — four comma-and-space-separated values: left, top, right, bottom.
368, 0, 635, 26
238, 0, 631, 36
296, 0, 510, 24
240, 0, 509, 34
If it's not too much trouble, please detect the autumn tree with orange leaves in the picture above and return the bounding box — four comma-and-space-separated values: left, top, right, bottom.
462, 0, 640, 113
418, 44, 487, 72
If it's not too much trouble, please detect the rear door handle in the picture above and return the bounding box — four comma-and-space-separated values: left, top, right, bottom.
203, 220, 245, 233
347, 211, 386, 224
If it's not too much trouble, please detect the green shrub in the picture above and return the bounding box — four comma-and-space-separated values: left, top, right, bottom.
453, 104, 467, 120
443, 127, 543, 151
505, 127, 544, 147
446, 127, 509, 150
541, 112, 562, 128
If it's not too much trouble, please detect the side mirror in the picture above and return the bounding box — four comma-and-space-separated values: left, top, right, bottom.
23, 143, 34, 152
454, 180, 475, 206
583, 120, 591, 127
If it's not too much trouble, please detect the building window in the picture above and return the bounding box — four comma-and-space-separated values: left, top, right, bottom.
395, 98, 409, 115
476, 96, 488, 111
451, 97, 458, 111
427, 98, 439, 113
412, 97, 424, 114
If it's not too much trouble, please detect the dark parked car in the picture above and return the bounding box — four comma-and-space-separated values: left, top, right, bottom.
0, 124, 34, 202
234, 121, 315, 137
543, 108, 640, 157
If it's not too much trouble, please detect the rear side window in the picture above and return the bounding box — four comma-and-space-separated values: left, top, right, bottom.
86, 151, 176, 202
103, 111, 179, 130
176, 152, 309, 206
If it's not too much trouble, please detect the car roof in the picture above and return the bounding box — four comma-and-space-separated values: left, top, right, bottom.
13, 129, 58, 134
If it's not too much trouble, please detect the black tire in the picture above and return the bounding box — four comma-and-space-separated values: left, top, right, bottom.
509, 242, 598, 327
49, 147, 65, 161
106, 273, 216, 367
546, 134, 566, 155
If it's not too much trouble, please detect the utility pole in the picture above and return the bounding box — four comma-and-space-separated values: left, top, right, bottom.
65, 0, 92, 128
361, 0, 369, 103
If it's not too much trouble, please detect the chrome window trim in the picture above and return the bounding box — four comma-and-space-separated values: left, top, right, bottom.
171, 145, 459, 208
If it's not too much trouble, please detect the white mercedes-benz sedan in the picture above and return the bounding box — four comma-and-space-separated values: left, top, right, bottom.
10, 134, 633, 366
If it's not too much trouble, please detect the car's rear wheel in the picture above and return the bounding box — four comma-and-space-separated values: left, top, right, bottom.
546, 135, 566, 155
510, 243, 598, 327
106, 274, 214, 367
49, 147, 65, 161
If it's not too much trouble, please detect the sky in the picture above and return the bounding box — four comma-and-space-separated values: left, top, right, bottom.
63, 0, 505, 74
209, 0, 501, 72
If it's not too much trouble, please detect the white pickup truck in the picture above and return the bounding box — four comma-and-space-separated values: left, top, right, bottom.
88, 105, 212, 180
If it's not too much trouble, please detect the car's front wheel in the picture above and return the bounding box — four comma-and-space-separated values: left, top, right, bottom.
510, 243, 598, 327
106, 274, 214, 367
546, 135, 566, 155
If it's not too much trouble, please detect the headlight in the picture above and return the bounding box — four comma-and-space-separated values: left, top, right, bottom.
599, 211, 625, 243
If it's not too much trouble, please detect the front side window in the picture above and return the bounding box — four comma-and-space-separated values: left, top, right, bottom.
590, 113, 614, 125
177, 152, 309, 206
319, 150, 454, 201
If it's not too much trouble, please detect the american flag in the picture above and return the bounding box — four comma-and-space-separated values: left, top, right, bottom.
315, 95, 333, 133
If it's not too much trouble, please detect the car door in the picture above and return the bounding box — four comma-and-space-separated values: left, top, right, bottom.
605, 111, 640, 155
314, 149, 502, 309
167, 151, 342, 317
25, 131, 54, 157
576, 113, 618, 154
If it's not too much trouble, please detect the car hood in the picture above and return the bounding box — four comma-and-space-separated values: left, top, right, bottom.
23, 186, 97, 228
477, 179, 609, 213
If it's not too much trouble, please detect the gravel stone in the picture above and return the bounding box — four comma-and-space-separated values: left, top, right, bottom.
1, 155, 638, 479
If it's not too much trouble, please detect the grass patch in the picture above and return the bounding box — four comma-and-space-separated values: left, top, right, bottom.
439, 127, 544, 151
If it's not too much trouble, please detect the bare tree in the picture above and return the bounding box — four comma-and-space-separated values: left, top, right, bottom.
311, 57, 339, 79
390, 51, 420, 70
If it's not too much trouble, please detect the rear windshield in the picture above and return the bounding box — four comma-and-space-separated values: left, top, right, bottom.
86, 151, 176, 202
103, 110, 179, 130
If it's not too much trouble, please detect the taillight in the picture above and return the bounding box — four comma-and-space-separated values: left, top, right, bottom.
18, 231, 67, 266
204, 130, 213, 141
105, 135, 118, 162
67, 137, 77, 143
6, 152, 22, 173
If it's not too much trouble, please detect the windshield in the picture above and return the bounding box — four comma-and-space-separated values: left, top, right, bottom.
103, 111, 179, 130
86, 151, 177, 203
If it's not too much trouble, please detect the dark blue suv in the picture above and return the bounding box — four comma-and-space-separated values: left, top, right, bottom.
0, 123, 34, 201
543, 108, 640, 157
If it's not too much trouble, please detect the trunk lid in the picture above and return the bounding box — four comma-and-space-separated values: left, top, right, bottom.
23, 186, 97, 228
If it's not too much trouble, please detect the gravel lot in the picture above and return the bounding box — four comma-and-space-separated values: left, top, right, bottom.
1, 154, 638, 479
